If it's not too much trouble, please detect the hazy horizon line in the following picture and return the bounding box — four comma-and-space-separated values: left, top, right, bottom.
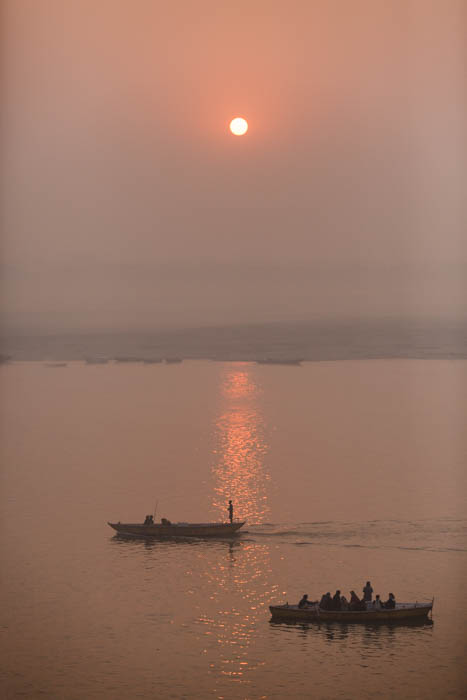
2, 313, 466, 338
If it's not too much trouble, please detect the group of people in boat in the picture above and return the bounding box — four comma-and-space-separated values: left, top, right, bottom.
143, 515, 172, 526
298, 581, 396, 611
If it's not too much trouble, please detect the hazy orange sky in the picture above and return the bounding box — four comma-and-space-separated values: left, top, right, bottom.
1, 0, 465, 330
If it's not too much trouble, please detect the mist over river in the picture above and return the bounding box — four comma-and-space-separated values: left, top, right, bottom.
1, 360, 466, 699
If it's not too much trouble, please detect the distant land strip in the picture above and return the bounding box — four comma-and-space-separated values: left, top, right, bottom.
1, 319, 466, 362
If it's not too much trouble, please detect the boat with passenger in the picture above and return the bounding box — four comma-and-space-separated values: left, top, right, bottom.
269, 600, 433, 623
108, 515, 245, 538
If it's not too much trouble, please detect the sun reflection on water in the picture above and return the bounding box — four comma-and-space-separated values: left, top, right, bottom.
200, 364, 276, 690
195, 540, 279, 689
211, 364, 270, 524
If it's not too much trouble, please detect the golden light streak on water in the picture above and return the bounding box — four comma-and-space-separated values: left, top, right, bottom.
196, 540, 277, 689
211, 364, 270, 524
206, 364, 275, 686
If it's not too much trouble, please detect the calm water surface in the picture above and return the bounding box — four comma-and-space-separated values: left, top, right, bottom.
1, 360, 466, 699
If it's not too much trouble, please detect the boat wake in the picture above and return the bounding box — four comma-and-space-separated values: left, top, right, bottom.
245, 519, 467, 553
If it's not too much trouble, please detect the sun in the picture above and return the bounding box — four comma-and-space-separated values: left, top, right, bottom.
229, 117, 248, 136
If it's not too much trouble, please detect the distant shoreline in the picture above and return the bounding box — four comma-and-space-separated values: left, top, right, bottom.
2, 319, 466, 362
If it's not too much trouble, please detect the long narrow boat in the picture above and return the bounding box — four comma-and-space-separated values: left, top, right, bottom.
108, 520, 245, 538
269, 601, 433, 623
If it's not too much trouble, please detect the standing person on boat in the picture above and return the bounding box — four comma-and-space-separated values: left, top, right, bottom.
228, 500, 234, 523
362, 581, 373, 602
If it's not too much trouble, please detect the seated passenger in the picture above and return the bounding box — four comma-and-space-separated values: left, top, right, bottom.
298, 594, 309, 609
384, 593, 396, 609
350, 590, 366, 610
319, 592, 332, 610
373, 594, 383, 610
340, 595, 349, 610
332, 590, 342, 610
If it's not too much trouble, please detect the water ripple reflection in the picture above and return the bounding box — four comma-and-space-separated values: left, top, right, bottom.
195, 540, 278, 690
211, 364, 270, 524
206, 366, 277, 690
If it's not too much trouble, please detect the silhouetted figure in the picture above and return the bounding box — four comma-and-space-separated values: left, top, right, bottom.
332, 590, 342, 610
373, 594, 383, 610
363, 581, 373, 602
144, 515, 154, 525
298, 594, 309, 608
319, 592, 332, 610
228, 500, 234, 523
384, 593, 396, 609
350, 590, 364, 611
340, 595, 349, 610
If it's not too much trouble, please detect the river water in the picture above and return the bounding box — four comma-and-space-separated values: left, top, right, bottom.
0, 360, 466, 699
